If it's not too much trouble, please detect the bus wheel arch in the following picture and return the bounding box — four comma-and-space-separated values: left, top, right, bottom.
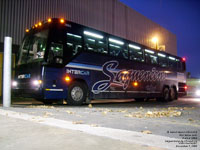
67, 79, 88, 105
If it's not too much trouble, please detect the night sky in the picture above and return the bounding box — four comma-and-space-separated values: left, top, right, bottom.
120, 0, 200, 78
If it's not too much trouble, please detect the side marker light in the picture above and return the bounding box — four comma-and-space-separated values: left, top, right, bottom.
133, 82, 138, 87
38, 22, 42, 26
65, 76, 71, 82
182, 57, 186, 62
60, 18, 65, 24
48, 18, 52, 23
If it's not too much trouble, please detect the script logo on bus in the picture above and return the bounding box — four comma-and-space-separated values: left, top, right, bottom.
92, 60, 166, 94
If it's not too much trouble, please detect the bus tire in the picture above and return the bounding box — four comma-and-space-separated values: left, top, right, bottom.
162, 87, 170, 102
67, 81, 87, 106
170, 87, 177, 101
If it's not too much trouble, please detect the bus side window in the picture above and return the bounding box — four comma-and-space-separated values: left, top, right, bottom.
109, 44, 128, 59
150, 55, 158, 64
176, 58, 183, 71
48, 42, 63, 64
168, 56, 177, 69
145, 49, 158, 65
158, 53, 167, 67
109, 38, 127, 59
122, 48, 128, 59
96, 40, 108, 54
67, 33, 82, 56
129, 45, 144, 62
182, 61, 186, 71
109, 44, 120, 57
83, 31, 107, 54
84, 38, 96, 52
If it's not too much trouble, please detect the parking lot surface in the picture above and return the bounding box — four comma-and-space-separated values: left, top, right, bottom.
0, 97, 200, 150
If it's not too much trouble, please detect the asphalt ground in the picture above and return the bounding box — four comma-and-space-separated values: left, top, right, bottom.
0, 97, 200, 150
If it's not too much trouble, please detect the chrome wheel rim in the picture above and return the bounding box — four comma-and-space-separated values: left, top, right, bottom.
71, 86, 83, 101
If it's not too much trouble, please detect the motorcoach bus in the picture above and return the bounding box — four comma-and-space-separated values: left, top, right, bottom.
12, 18, 187, 105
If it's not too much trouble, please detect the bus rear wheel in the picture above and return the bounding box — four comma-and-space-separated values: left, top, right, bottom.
67, 81, 87, 106
161, 87, 170, 102
170, 87, 177, 101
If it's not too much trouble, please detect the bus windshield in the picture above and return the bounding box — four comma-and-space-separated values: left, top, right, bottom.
18, 29, 49, 65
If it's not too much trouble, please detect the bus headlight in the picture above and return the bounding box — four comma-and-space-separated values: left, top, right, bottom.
33, 80, 42, 86
12, 81, 18, 87
195, 90, 200, 96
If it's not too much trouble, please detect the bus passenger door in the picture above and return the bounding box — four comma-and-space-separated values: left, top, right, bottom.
43, 26, 66, 100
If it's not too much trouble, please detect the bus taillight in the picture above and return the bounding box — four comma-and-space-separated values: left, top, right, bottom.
184, 85, 188, 91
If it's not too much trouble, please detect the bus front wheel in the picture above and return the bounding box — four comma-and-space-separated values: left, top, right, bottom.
67, 81, 87, 105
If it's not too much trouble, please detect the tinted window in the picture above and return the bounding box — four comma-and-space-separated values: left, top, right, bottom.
158, 53, 167, 67
129, 44, 144, 62
48, 28, 65, 64
168, 56, 177, 69
176, 58, 183, 71
109, 38, 127, 59
84, 31, 107, 54
145, 49, 158, 65
67, 33, 82, 56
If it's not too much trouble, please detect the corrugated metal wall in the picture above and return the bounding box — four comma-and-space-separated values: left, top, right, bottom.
0, 0, 177, 55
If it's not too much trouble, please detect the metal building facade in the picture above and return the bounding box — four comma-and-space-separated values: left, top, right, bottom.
0, 0, 177, 55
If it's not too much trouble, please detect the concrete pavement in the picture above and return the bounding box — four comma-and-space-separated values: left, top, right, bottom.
0, 97, 199, 150
0, 113, 167, 150
1, 108, 199, 150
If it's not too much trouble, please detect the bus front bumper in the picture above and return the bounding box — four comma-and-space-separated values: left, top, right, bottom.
12, 88, 43, 99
